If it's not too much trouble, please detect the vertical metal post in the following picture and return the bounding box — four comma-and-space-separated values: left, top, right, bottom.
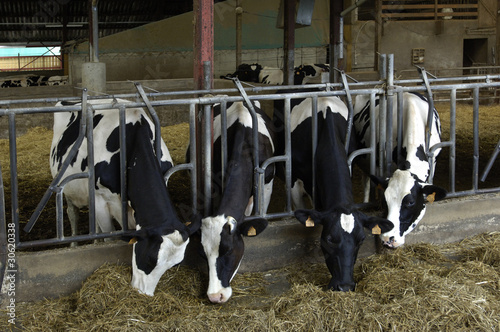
311, 96, 318, 207
203, 104, 213, 216
284, 97, 292, 212
236, 0, 243, 67
284, 0, 295, 85
386, 54, 394, 171
396, 89, 404, 166
472, 87, 480, 191
189, 103, 198, 216
89, 0, 99, 62
449, 89, 456, 193
194, 0, 214, 214
329, 0, 343, 82
118, 105, 128, 232
378, 55, 387, 177
369, 92, 377, 178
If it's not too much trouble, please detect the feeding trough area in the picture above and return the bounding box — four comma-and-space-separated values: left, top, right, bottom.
2, 232, 499, 331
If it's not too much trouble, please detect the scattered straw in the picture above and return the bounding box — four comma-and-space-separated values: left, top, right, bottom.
2, 232, 498, 331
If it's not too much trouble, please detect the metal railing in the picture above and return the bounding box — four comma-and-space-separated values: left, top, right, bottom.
2, 55, 500, 287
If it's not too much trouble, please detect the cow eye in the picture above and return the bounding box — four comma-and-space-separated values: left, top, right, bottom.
405, 197, 416, 208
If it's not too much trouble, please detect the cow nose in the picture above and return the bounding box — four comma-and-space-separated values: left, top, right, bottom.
208, 292, 228, 304
336, 283, 355, 292
383, 236, 396, 248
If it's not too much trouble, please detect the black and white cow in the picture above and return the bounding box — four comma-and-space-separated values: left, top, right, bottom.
50, 98, 199, 296
222, 63, 328, 85
353, 92, 447, 248
274, 94, 393, 291
294, 64, 330, 84
200, 101, 275, 303
220, 63, 262, 83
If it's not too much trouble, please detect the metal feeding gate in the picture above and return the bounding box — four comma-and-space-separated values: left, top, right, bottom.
2, 54, 500, 288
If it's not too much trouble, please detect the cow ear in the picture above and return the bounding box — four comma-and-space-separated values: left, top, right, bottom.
294, 209, 323, 227
360, 214, 394, 234
186, 213, 202, 236
369, 174, 388, 190
422, 184, 447, 203
239, 218, 268, 237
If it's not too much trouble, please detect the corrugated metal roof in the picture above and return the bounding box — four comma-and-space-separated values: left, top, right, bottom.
0, 0, 198, 46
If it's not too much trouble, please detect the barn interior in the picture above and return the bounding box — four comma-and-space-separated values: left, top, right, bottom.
0, 1, 500, 330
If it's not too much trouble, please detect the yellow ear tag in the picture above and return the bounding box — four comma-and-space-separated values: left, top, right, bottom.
427, 192, 436, 204
372, 225, 381, 235
129, 237, 137, 245
305, 217, 315, 227
185, 221, 192, 227
247, 226, 257, 236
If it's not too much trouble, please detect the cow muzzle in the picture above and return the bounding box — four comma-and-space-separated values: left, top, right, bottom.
382, 236, 403, 248
207, 287, 232, 304
329, 279, 356, 292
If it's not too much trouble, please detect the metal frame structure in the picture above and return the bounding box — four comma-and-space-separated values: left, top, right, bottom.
2, 55, 500, 287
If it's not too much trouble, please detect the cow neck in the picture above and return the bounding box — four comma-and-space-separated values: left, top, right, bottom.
314, 111, 354, 211
215, 124, 254, 222
401, 103, 430, 183
126, 119, 182, 231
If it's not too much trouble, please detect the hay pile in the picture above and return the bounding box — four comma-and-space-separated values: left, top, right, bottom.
6, 232, 499, 331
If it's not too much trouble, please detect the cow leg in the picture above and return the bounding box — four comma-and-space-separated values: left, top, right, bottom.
95, 199, 116, 242
244, 196, 254, 216
66, 198, 79, 247
291, 179, 309, 209
243, 179, 274, 216
362, 173, 371, 203
262, 179, 274, 214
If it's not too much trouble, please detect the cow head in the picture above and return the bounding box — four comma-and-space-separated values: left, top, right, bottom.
201, 215, 268, 303
294, 64, 330, 85
295, 207, 393, 291
131, 217, 201, 296
371, 169, 447, 248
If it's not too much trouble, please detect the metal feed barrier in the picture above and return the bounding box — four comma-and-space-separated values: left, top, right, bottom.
2, 55, 500, 288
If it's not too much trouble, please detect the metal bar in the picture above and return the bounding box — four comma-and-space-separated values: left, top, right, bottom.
284, 0, 295, 85
284, 97, 292, 213
340, 71, 354, 153
311, 96, 318, 208
220, 100, 228, 191
235, 0, 242, 67
189, 103, 198, 216
418, 67, 435, 154
449, 89, 457, 193
89, 0, 99, 62
24, 96, 88, 233
203, 104, 213, 216
369, 92, 377, 178
55, 188, 65, 239
480, 139, 500, 182
386, 54, 395, 173
135, 82, 162, 166
472, 87, 480, 191
118, 105, 128, 233
396, 89, 404, 166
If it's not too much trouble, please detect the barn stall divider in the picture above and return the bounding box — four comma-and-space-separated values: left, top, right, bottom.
1, 54, 500, 296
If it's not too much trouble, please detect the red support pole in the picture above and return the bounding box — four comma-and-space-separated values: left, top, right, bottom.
193, 0, 214, 91
193, 0, 214, 214
283, 0, 295, 85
